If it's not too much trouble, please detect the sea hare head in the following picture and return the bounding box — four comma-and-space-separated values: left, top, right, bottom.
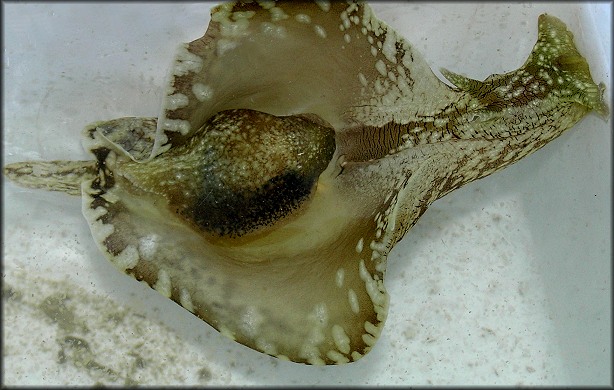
2, 1, 607, 366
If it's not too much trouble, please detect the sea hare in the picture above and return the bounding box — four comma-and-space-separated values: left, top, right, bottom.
4, 1, 607, 365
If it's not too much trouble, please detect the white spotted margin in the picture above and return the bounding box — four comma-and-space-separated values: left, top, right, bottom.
3, 1, 607, 366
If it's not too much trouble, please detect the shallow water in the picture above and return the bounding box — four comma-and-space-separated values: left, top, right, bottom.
3, 2, 611, 385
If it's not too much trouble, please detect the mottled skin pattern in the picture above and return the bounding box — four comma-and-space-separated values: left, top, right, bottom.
3, 1, 607, 365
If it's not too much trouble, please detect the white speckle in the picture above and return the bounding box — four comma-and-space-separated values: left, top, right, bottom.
382, 30, 397, 63
375, 259, 386, 273
374, 78, 386, 95
355, 237, 364, 253
240, 306, 263, 338
522, 74, 534, 84
100, 189, 119, 203
370, 238, 387, 254
232, 10, 256, 20
364, 320, 379, 337
260, 22, 287, 38
153, 269, 172, 298
315, 0, 330, 12
434, 117, 448, 128
165, 93, 189, 110
159, 118, 191, 135
260, 21, 274, 34
370, 45, 378, 57
311, 302, 329, 325
331, 325, 351, 354
300, 344, 321, 362
87, 217, 114, 245
340, 11, 351, 30
358, 259, 388, 320
179, 288, 195, 313
113, 245, 139, 272
362, 332, 377, 347
216, 38, 238, 56
255, 337, 277, 355
172, 44, 203, 76
375, 59, 387, 77
295, 13, 311, 24
358, 72, 368, 87
138, 234, 159, 261
326, 350, 349, 364
351, 351, 363, 361
314, 24, 327, 39
301, 327, 326, 363
348, 288, 360, 314
344, 33, 351, 43
299, 302, 332, 363
219, 17, 250, 38
336, 268, 345, 288
192, 83, 213, 102
388, 71, 396, 83
308, 356, 326, 365
87, 205, 107, 220
269, 6, 288, 22
513, 87, 525, 97
257, 1, 275, 10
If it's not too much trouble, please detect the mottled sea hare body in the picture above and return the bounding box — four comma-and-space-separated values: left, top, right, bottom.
4, 2, 608, 365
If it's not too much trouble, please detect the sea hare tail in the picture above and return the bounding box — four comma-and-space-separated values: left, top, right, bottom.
524, 14, 608, 117
434, 13, 607, 151
4, 160, 97, 196
441, 14, 608, 120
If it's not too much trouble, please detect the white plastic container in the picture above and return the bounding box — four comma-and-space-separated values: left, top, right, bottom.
3, 2, 610, 385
